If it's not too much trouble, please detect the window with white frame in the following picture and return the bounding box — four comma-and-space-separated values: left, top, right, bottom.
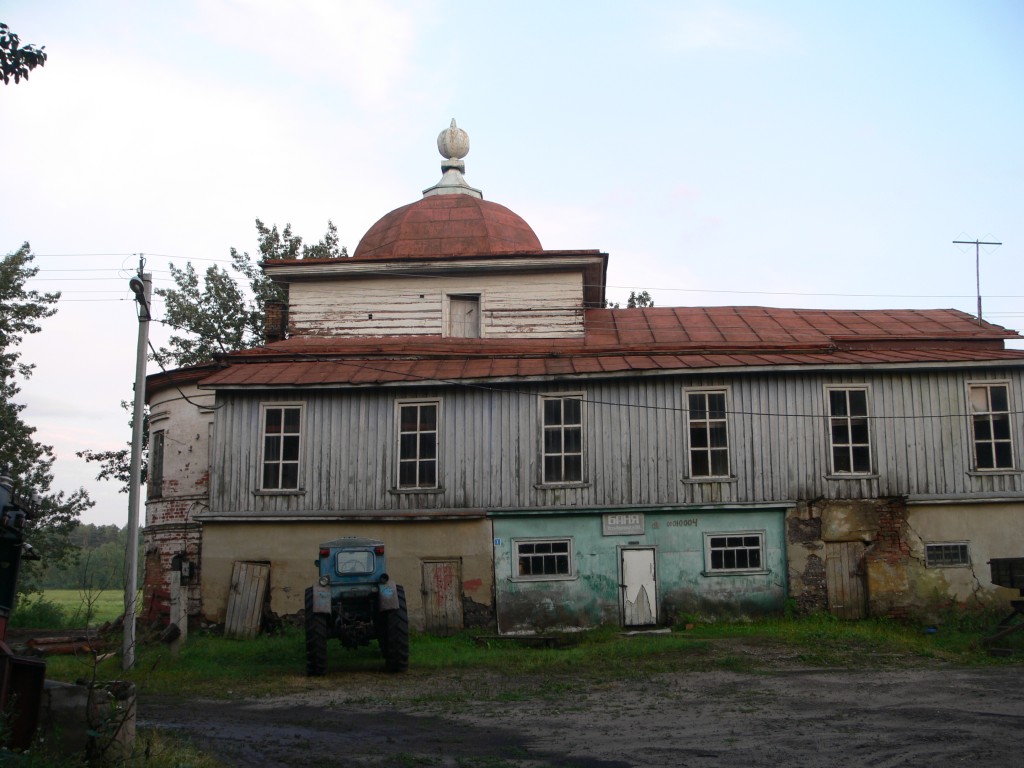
397, 400, 439, 489
514, 538, 573, 579
261, 404, 302, 490
686, 389, 729, 477
447, 294, 481, 338
925, 542, 970, 568
704, 531, 765, 573
968, 383, 1014, 470
542, 395, 583, 484
828, 387, 872, 474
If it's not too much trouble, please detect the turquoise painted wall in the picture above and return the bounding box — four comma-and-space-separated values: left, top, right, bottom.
493, 508, 786, 633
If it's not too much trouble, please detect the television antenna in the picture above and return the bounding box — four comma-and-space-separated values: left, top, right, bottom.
953, 238, 1001, 323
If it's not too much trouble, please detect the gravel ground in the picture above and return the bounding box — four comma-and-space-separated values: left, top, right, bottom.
138, 647, 1024, 768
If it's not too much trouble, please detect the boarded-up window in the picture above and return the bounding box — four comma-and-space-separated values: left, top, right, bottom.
148, 430, 164, 499
448, 294, 480, 338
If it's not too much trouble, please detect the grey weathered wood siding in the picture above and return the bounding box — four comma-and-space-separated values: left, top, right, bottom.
207, 366, 1024, 515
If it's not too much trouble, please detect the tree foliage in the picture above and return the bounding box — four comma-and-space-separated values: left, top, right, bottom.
0, 23, 47, 85
0, 244, 91, 593
76, 401, 145, 495
38, 523, 132, 590
626, 290, 654, 308
80, 220, 347, 493
607, 290, 655, 309
153, 218, 346, 368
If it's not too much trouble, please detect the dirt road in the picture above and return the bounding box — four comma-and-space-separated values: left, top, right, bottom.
140, 661, 1024, 767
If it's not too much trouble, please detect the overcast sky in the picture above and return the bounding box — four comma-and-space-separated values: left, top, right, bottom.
2, 1, 1022, 527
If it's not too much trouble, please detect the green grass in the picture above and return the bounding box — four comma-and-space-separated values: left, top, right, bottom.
38, 611, 1024, 702
10, 589, 131, 629
27, 613, 1022, 766
45, 588, 127, 624
1, 728, 228, 767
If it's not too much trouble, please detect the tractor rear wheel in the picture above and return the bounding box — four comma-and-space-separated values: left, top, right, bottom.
304, 587, 328, 676
384, 585, 409, 673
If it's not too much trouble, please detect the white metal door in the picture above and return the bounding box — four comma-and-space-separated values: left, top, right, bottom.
620, 548, 657, 627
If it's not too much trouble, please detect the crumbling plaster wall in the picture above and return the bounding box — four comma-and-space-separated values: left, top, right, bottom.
787, 498, 892, 614
198, 518, 495, 632
904, 502, 1024, 612
787, 498, 1024, 618
142, 381, 214, 625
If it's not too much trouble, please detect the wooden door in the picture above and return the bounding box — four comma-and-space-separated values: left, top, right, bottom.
825, 542, 867, 619
421, 560, 463, 635
620, 548, 658, 627
224, 561, 270, 639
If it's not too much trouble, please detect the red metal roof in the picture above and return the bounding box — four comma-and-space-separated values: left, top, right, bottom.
352, 194, 543, 260
196, 306, 1024, 390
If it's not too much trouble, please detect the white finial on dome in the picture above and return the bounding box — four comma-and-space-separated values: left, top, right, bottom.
438, 118, 470, 162
423, 118, 482, 199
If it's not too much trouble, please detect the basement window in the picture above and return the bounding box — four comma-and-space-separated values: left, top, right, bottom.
704, 531, 766, 574
925, 543, 970, 568
513, 538, 573, 581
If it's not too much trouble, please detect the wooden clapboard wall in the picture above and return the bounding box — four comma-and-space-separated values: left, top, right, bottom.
207, 367, 1024, 517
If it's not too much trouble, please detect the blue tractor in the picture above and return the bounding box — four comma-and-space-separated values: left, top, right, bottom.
305, 537, 409, 675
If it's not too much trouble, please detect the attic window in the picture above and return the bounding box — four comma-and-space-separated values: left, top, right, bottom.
447, 294, 480, 338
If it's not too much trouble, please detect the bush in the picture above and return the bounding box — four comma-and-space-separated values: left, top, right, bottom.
8, 595, 70, 629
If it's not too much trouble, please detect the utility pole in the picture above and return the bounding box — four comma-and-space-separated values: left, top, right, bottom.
124, 259, 151, 671
953, 238, 1001, 324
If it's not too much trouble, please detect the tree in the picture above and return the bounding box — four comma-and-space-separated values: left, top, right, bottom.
607, 290, 655, 309
40, 523, 130, 590
153, 218, 346, 368
80, 219, 347, 492
1, 244, 91, 592
626, 290, 654, 308
0, 23, 47, 85
76, 401, 145, 494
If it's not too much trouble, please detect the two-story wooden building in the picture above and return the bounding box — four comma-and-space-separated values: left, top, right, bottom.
144, 121, 1024, 633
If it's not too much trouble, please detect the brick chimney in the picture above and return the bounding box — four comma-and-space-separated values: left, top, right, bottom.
264, 301, 287, 344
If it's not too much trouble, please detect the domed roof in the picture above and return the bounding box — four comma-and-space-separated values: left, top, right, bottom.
352, 119, 542, 260
352, 194, 542, 260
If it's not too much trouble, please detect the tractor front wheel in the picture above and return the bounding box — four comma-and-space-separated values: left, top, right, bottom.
304, 587, 328, 676
384, 585, 409, 673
